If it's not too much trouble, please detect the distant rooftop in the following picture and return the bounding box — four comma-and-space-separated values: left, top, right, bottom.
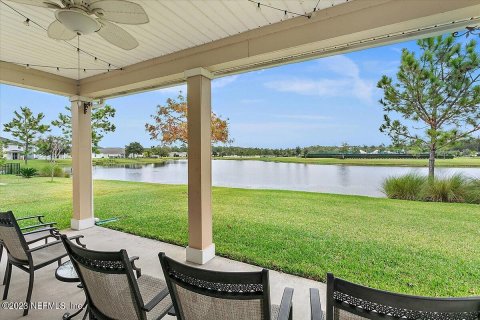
0, 137, 21, 145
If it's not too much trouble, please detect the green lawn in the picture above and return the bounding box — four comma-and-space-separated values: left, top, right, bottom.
220, 156, 480, 167
1, 175, 478, 297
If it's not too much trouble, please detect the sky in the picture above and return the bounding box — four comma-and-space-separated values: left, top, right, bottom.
0, 32, 470, 149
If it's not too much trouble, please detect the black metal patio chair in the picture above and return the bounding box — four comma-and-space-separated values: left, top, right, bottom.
310, 273, 480, 320
61, 235, 173, 320
159, 252, 294, 320
1, 213, 60, 284
0, 210, 85, 316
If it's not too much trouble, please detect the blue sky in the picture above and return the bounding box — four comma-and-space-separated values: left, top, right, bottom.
0, 34, 465, 148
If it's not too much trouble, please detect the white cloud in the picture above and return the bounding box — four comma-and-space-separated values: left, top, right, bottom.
213, 75, 239, 88
264, 55, 376, 103
321, 55, 360, 78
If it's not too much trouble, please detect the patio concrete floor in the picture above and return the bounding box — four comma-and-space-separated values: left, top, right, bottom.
1, 226, 325, 319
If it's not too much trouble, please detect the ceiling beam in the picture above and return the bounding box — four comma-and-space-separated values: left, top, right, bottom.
73, 0, 478, 98
0, 61, 77, 96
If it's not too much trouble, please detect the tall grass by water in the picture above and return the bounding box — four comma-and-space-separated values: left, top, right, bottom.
382, 173, 480, 204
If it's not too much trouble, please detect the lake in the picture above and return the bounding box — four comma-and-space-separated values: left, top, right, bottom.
91, 160, 480, 197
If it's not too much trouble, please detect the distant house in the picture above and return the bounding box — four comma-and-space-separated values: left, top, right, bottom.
93, 147, 126, 158
168, 152, 187, 158
1, 137, 24, 160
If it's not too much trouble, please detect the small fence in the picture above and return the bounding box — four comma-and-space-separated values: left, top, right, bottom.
306, 153, 454, 159
0, 163, 21, 175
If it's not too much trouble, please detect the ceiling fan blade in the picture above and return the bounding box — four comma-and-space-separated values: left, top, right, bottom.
90, 0, 149, 25
97, 20, 138, 50
4, 0, 61, 8
47, 20, 76, 40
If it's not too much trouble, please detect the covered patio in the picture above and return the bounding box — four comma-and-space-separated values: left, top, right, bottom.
1, 226, 325, 319
1, 0, 479, 319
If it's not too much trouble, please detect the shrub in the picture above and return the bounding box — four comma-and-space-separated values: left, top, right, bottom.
464, 178, 480, 204
382, 173, 425, 200
421, 174, 469, 203
39, 165, 65, 178
383, 173, 480, 204
19, 167, 37, 178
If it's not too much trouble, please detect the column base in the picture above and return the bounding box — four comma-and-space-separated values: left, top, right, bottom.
186, 244, 215, 264
71, 217, 95, 230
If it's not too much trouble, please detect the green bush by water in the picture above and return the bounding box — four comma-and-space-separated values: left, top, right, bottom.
383, 173, 480, 204
382, 173, 425, 200
39, 165, 66, 178
19, 167, 37, 178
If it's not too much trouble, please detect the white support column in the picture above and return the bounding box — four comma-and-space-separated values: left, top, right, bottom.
185, 67, 215, 264
70, 96, 95, 230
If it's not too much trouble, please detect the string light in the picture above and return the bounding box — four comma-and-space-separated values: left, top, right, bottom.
0, 0, 122, 71
2, 60, 117, 72
452, 25, 480, 38
249, 0, 311, 19
216, 16, 480, 75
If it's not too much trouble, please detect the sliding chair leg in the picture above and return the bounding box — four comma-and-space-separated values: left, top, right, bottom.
58, 258, 62, 267
23, 269, 34, 316
2, 262, 12, 300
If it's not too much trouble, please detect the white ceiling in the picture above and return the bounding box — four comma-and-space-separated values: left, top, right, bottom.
0, 0, 350, 79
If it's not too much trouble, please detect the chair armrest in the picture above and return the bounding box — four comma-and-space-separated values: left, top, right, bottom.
28, 235, 85, 253
23, 227, 57, 237
129, 256, 142, 278
21, 222, 57, 231
17, 215, 45, 223
23, 227, 59, 244
142, 288, 170, 312
277, 287, 294, 320
69, 235, 86, 248
310, 288, 323, 320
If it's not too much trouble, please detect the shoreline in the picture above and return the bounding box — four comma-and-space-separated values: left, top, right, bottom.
6, 156, 480, 169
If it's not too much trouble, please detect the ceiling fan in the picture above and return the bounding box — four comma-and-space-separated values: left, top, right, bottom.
7, 0, 149, 50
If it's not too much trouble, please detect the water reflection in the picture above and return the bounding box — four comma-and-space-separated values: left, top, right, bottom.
91, 160, 480, 197
337, 165, 350, 188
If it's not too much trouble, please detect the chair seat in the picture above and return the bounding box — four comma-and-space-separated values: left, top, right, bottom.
24, 229, 55, 244
137, 274, 172, 320
31, 241, 67, 268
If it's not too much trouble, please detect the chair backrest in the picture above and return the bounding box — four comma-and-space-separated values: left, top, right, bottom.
326, 273, 480, 320
0, 211, 29, 263
61, 235, 147, 320
159, 252, 271, 320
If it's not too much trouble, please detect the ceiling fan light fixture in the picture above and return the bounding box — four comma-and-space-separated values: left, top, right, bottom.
55, 9, 100, 35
